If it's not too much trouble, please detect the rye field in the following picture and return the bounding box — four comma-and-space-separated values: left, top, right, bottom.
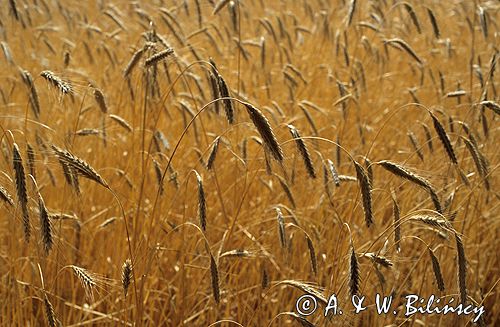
0, 0, 498, 326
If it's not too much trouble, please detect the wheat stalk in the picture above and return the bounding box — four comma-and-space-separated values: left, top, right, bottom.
220, 249, 253, 258
354, 160, 373, 227
217, 74, 234, 124
480, 100, 500, 115
287, 124, 316, 178
194, 170, 207, 231
455, 233, 467, 304
276, 207, 287, 249
33, 177, 52, 255
426, 7, 440, 38
463, 137, 490, 190
40, 70, 72, 94
144, 48, 175, 67
377, 160, 442, 213
43, 294, 59, 327
206, 136, 220, 170
122, 259, 132, 297
349, 245, 360, 296
306, 235, 317, 275
429, 111, 457, 165
385, 38, 423, 65
410, 214, 452, 230
13, 143, 30, 242
244, 102, 283, 162
52, 145, 108, 188
109, 114, 132, 132
19, 69, 41, 118
123, 47, 145, 78
209, 254, 220, 304
363, 253, 393, 268
391, 190, 401, 253
71, 265, 97, 301
93, 88, 108, 113
428, 248, 445, 292
403, 3, 421, 34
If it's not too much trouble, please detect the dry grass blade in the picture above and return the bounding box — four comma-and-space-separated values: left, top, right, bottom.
0, 185, 14, 206
26, 144, 36, 179
210, 254, 220, 304
244, 102, 283, 162
287, 124, 315, 178
429, 112, 457, 165
354, 160, 373, 227
421, 122, 434, 152
275, 174, 296, 208
13, 143, 30, 242
455, 233, 467, 304
122, 259, 132, 297
408, 131, 424, 161
428, 248, 445, 291
52, 145, 108, 188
